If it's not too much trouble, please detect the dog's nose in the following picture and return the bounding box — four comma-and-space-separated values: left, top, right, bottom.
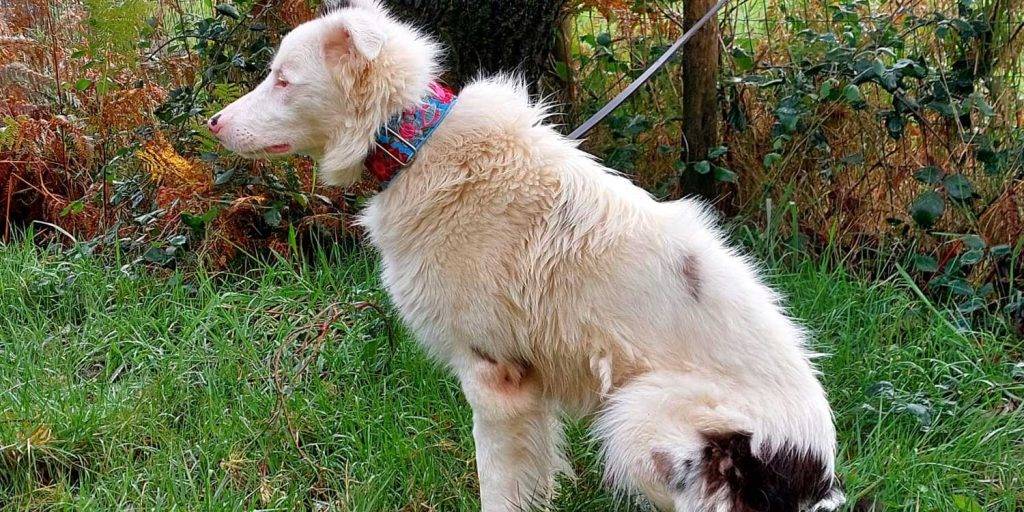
208, 114, 223, 134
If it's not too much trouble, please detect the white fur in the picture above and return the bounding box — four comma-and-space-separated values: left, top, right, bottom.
214, 4, 841, 511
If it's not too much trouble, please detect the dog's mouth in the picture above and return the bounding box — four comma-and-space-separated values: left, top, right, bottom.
235, 143, 292, 158
265, 143, 292, 154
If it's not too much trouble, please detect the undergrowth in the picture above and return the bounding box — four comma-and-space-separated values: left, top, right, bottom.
3, 0, 1024, 326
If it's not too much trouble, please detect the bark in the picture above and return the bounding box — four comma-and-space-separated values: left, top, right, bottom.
678, 0, 721, 202
376, 0, 569, 88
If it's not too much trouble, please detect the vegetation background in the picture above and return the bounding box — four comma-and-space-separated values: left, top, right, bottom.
1, 0, 1023, 510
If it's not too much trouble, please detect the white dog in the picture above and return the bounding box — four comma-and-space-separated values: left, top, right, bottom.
210, 2, 845, 510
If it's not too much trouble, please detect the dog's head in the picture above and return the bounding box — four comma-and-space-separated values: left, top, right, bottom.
208, 1, 439, 185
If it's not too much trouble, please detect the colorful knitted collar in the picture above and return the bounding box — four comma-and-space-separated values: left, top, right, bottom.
364, 81, 457, 186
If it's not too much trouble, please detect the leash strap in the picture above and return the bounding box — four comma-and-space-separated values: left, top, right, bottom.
567, 0, 730, 140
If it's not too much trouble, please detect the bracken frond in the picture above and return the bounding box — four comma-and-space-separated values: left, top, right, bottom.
137, 134, 211, 193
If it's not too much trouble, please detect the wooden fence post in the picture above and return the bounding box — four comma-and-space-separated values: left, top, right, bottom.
678, 0, 721, 202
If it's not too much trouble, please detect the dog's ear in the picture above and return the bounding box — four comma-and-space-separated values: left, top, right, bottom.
322, 11, 387, 62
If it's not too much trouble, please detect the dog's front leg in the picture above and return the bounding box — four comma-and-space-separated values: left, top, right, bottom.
458, 352, 567, 511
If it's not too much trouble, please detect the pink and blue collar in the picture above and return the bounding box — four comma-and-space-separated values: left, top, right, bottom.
364, 81, 457, 185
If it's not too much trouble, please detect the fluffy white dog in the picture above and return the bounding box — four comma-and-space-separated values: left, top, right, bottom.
210, 2, 845, 510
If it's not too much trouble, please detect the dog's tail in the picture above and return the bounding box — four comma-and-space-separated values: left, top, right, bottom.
594, 371, 844, 511
694, 432, 846, 511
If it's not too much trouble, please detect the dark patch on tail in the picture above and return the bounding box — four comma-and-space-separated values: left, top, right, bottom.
701, 432, 840, 512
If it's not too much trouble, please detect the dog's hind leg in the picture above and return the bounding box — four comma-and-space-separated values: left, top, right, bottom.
457, 349, 569, 512
594, 371, 843, 512
593, 371, 739, 511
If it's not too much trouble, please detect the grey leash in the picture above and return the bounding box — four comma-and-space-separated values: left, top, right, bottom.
567, 0, 731, 140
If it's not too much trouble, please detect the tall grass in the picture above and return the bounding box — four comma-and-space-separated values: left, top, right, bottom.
1, 239, 1021, 510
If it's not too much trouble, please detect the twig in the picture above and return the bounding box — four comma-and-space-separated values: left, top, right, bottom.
3, 174, 13, 243
268, 298, 397, 479
269, 304, 347, 480
350, 300, 397, 358
144, 34, 207, 61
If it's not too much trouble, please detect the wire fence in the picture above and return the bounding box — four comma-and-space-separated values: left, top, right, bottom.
560, 0, 1024, 241
564, 0, 1024, 125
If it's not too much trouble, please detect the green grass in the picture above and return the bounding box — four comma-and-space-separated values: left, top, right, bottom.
1, 241, 1022, 511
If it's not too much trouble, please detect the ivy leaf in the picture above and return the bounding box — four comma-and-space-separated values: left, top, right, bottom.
910, 191, 945, 228
693, 160, 711, 174
885, 113, 905, 139
60, 199, 86, 216
843, 84, 862, 103
143, 247, 173, 265
893, 58, 927, 79
263, 207, 282, 227
926, 100, 957, 118
707, 145, 728, 159
775, 106, 799, 133
912, 254, 939, 272
731, 46, 754, 72
215, 3, 241, 19
957, 297, 985, 314
914, 166, 943, 184
945, 278, 974, 296
1011, 362, 1024, 381
213, 168, 234, 186
962, 234, 986, 250
951, 18, 975, 38
943, 174, 974, 201
181, 208, 219, 232
867, 381, 895, 398
969, 93, 995, 117
871, 59, 886, 78
763, 152, 782, 168
712, 166, 737, 183
819, 79, 839, 100
878, 71, 899, 92
74, 78, 93, 91
901, 402, 932, 427
727, 94, 748, 131
960, 249, 984, 266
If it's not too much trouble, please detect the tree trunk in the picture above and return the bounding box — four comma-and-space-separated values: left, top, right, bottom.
678, 0, 721, 202
376, 0, 568, 88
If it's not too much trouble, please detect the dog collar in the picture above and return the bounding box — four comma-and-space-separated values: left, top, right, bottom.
364, 81, 457, 186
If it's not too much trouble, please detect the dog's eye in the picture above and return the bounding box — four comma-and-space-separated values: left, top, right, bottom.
275, 77, 289, 88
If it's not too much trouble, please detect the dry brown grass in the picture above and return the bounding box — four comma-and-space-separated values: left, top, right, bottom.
0, 0, 360, 266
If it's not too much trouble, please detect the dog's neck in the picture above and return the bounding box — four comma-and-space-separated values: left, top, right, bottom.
363, 81, 457, 186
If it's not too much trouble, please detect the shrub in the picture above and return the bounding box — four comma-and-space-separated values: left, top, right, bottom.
561, 0, 1024, 329
0, 0, 353, 268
